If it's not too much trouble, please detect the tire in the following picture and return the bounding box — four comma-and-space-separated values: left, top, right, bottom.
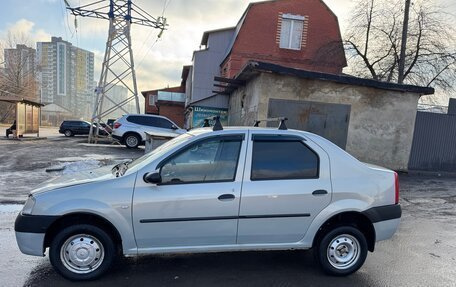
123, 133, 140, 149
49, 224, 116, 281
314, 226, 368, 276
64, 130, 73, 137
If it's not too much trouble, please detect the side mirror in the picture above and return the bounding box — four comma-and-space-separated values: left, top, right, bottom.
143, 172, 162, 184
171, 125, 178, 130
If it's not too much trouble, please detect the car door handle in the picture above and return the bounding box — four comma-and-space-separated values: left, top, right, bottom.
312, 189, 328, 196
218, 194, 235, 201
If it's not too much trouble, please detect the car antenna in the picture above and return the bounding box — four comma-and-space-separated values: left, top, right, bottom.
253, 117, 288, 130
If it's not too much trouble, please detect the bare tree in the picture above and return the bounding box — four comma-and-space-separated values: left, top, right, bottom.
0, 32, 38, 122
344, 0, 456, 95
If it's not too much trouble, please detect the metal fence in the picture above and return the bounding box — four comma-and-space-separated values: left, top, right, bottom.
408, 111, 456, 172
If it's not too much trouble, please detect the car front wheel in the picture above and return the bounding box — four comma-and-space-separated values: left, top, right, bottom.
314, 226, 368, 276
49, 224, 115, 281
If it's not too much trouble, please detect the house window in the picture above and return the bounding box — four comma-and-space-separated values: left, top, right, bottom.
279, 14, 305, 50
149, 94, 157, 106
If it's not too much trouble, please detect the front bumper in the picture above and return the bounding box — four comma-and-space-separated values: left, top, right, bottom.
15, 232, 46, 256
14, 213, 59, 256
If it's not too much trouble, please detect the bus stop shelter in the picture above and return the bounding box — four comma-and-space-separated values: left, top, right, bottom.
0, 96, 44, 137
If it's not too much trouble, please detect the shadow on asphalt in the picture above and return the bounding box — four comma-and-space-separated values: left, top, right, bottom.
23, 250, 376, 287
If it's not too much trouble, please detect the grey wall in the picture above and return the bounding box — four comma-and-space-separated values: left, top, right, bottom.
229, 73, 421, 170
190, 29, 234, 108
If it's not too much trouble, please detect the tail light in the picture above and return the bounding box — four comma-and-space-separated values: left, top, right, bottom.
113, 122, 121, 129
394, 172, 400, 204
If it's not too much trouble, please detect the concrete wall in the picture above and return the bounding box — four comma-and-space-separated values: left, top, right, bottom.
229, 73, 421, 170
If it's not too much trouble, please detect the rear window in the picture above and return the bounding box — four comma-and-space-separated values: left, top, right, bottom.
251, 140, 319, 180
127, 116, 148, 125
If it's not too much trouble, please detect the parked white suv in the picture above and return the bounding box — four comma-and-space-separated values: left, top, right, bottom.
15, 122, 401, 281
112, 114, 186, 148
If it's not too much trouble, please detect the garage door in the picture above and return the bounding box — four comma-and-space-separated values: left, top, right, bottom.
267, 99, 351, 149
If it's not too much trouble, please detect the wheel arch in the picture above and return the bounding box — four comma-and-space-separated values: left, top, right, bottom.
312, 211, 376, 252
44, 212, 123, 253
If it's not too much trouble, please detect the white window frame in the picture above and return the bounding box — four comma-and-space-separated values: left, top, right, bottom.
279, 13, 305, 50
149, 94, 157, 106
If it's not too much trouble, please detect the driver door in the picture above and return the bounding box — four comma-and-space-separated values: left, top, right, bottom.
132, 133, 247, 250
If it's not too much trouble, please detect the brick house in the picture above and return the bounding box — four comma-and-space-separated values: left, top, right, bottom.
141, 86, 186, 128
220, 0, 346, 78
183, 0, 346, 128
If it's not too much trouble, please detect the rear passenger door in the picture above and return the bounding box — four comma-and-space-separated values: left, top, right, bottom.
73, 121, 84, 134
237, 132, 332, 244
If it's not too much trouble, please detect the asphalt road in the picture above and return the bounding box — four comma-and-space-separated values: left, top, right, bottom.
0, 128, 143, 203
0, 130, 455, 286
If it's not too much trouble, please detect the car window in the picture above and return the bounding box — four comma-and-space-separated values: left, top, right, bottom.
156, 118, 174, 129
251, 140, 319, 180
127, 116, 148, 125
160, 137, 242, 184
144, 117, 159, 127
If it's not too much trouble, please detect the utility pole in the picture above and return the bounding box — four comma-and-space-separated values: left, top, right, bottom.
65, 0, 167, 143
398, 0, 411, 84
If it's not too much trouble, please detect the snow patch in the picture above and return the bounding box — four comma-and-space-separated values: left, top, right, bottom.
55, 153, 118, 162
62, 160, 103, 174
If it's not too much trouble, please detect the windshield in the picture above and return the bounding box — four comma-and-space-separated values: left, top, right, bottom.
124, 133, 194, 172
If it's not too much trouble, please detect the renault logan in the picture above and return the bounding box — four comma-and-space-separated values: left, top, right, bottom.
15, 125, 401, 280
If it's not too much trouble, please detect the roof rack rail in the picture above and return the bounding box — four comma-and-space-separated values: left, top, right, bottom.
203, 116, 224, 131
253, 117, 288, 130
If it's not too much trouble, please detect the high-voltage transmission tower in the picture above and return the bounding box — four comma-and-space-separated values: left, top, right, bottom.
64, 0, 167, 143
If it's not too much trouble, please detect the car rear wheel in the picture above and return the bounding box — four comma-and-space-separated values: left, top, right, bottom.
124, 134, 140, 149
314, 226, 367, 276
49, 224, 115, 281
64, 130, 73, 137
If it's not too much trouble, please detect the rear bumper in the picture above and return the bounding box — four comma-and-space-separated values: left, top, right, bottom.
112, 134, 123, 142
363, 205, 402, 242
363, 204, 401, 223
373, 218, 401, 241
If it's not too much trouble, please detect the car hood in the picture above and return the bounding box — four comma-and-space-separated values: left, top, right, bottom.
31, 166, 115, 195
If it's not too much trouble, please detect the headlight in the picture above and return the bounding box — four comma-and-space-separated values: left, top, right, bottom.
22, 195, 36, 215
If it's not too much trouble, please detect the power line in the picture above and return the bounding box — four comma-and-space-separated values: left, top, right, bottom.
65, 0, 168, 144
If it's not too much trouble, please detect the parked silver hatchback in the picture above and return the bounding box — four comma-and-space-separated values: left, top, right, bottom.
15, 122, 401, 281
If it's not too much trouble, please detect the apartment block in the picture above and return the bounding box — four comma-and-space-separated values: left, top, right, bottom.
37, 37, 95, 120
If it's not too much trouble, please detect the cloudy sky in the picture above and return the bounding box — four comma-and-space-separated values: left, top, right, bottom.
0, 0, 455, 100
